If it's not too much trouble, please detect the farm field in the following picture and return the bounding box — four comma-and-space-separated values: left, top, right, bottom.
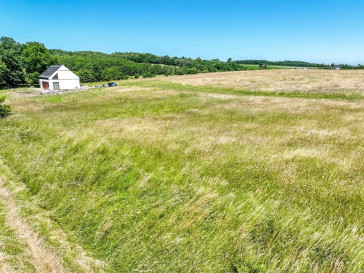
163, 69, 364, 95
235, 64, 285, 70
0, 69, 364, 272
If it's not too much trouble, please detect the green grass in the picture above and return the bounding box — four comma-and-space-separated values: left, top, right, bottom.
0, 78, 364, 272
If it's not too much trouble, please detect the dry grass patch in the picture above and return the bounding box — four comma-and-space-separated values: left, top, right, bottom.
165, 69, 364, 95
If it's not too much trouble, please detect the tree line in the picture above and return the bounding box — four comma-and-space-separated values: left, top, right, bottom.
51, 50, 246, 83
233, 60, 331, 68
234, 60, 364, 69
333, 63, 364, 69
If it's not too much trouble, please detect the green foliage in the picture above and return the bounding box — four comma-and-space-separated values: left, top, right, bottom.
21, 42, 57, 84
0, 37, 57, 87
186, 68, 198, 74
101, 67, 123, 81
0, 96, 11, 117
49, 50, 247, 83
24, 71, 40, 85
336, 63, 364, 69
142, 72, 155, 78
0, 37, 26, 87
76, 69, 95, 83
0, 61, 6, 86
234, 59, 331, 68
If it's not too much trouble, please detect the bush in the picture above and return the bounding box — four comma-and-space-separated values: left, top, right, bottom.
186, 68, 198, 74
0, 97, 11, 118
142, 72, 155, 78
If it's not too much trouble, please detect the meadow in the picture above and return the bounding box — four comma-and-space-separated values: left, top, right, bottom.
0, 69, 363, 272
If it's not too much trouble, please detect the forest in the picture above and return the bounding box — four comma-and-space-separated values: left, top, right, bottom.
51, 50, 245, 83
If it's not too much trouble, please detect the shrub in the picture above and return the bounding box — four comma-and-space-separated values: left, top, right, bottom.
142, 72, 155, 78
186, 68, 198, 74
0, 97, 11, 118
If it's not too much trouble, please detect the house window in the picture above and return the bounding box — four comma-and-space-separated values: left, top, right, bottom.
53, 73, 58, 80
53, 82, 60, 90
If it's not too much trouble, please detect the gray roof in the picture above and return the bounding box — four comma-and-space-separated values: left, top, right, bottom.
39, 65, 62, 79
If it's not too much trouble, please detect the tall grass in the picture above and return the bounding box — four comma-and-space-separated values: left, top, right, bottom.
0, 78, 363, 272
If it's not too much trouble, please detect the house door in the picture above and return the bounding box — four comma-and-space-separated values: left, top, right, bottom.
42, 81, 49, 89
53, 82, 60, 90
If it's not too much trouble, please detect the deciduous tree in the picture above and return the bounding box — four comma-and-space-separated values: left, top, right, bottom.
0, 37, 26, 87
22, 42, 57, 84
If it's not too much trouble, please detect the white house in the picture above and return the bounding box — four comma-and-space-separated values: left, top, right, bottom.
39, 65, 80, 90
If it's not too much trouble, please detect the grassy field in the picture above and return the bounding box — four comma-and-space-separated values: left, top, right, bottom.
239, 64, 285, 70
162, 70, 364, 96
0, 70, 363, 272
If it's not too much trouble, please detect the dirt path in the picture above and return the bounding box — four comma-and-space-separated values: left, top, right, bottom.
0, 178, 65, 273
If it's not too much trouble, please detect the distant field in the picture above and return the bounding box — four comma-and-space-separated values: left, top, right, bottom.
0, 70, 363, 272
163, 69, 364, 96
240, 64, 284, 70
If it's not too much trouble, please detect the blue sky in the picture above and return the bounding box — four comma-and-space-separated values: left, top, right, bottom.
1, 0, 364, 64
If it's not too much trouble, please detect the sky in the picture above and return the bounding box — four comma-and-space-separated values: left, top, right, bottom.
1, 0, 364, 64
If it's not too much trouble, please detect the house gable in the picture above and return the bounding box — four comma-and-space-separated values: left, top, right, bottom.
56, 65, 79, 80
39, 65, 79, 80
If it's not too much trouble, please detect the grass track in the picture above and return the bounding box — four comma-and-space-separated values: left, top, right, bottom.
0, 197, 36, 272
